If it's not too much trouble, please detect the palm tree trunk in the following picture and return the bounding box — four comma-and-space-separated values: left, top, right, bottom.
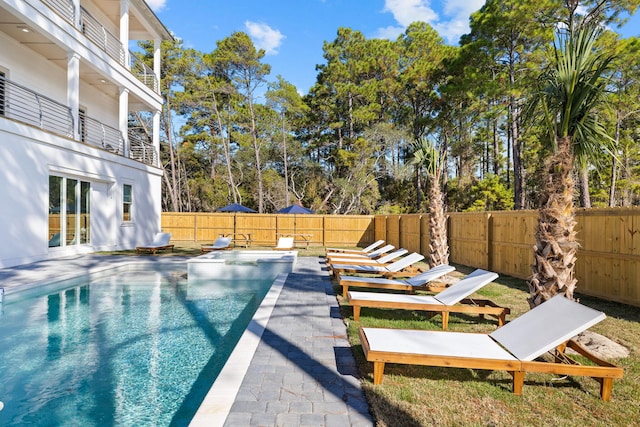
428, 175, 449, 267
527, 136, 579, 307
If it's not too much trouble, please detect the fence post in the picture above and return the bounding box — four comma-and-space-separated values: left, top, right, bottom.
486, 213, 492, 271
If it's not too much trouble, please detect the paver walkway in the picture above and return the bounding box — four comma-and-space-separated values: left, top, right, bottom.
223, 256, 373, 426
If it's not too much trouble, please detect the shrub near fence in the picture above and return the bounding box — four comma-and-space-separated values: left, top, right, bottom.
162, 208, 640, 307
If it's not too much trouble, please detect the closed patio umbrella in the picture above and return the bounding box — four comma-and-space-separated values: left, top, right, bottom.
276, 204, 314, 214
217, 203, 257, 213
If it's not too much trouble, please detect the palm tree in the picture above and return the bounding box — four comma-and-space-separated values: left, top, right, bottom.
526, 23, 614, 307
411, 139, 449, 266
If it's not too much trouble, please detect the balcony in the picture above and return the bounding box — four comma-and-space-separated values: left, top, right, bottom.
37, 0, 159, 93
1, 75, 158, 167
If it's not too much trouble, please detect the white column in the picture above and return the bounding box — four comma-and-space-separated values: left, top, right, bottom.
72, 0, 80, 27
154, 38, 161, 90
67, 52, 80, 140
120, 0, 130, 69
153, 109, 160, 166
119, 87, 129, 156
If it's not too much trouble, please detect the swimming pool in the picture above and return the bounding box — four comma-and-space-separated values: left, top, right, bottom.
0, 256, 292, 426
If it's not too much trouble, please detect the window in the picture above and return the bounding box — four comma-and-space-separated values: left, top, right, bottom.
49, 176, 91, 247
123, 184, 132, 222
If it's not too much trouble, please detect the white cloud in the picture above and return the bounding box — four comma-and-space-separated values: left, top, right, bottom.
380, 0, 484, 44
383, 0, 439, 27
145, 0, 167, 12
244, 21, 285, 55
374, 25, 406, 40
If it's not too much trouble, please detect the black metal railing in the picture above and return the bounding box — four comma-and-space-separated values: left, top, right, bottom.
79, 111, 124, 155
130, 52, 159, 93
1, 75, 156, 166
129, 130, 158, 166
38, 1, 159, 93
79, 7, 126, 65
41, 0, 74, 24
0, 74, 74, 137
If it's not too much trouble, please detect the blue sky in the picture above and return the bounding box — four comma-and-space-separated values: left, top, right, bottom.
147, 0, 640, 96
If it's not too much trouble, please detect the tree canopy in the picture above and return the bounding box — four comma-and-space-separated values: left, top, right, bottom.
146, 0, 640, 214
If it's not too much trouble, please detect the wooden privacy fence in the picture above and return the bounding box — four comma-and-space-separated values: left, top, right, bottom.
161, 212, 375, 248
162, 208, 640, 307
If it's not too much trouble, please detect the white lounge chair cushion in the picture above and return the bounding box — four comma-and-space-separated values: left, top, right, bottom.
276, 237, 294, 248
144, 232, 171, 247
326, 244, 394, 259
490, 294, 606, 361
362, 328, 517, 361
325, 240, 384, 254
329, 249, 407, 265
433, 269, 499, 306
334, 252, 424, 273
349, 292, 442, 305
347, 268, 497, 308
405, 264, 456, 286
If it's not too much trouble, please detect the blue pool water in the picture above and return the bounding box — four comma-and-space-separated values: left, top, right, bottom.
0, 263, 277, 426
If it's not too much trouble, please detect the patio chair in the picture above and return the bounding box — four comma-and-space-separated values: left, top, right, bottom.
325, 239, 385, 255
359, 294, 623, 401
347, 269, 510, 328
338, 264, 455, 296
327, 248, 408, 267
326, 244, 395, 261
135, 232, 174, 255
273, 236, 295, 250
201, 236, 232, 253
331, 252, 425, 279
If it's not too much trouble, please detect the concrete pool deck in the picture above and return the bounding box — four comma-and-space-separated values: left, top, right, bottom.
0, 255, 374, 426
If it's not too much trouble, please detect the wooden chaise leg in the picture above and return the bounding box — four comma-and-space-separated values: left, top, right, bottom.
353, 305, 361, 321
373, 361, 386, 385
441, 311, 449, 330
512, 371, 525, 395
600, 377, 614, 402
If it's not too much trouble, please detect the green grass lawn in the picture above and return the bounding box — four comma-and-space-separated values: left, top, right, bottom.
334, 264, 640, 427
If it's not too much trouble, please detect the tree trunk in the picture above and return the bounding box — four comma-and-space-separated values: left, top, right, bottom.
578, 166, 591, 208
282, 111, 290, 206
609, 116, 621, 207
527, 136, 578, 307
428, 174, 449, 267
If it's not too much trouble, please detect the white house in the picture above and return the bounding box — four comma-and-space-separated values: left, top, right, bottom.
0, 0, 173, 268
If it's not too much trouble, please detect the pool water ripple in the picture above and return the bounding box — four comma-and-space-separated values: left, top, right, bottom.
0, 265, 275, 426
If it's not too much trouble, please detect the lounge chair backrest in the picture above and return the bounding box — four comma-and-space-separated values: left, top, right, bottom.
490, 294, 606, 361
366, 244, 395, 258
435, 269, 499, 306
405, 264, 456, 286
276, 237, 294, 248
362, 240, 385, 252
375, 248, 408, 264
386, 252, 424, 272
213, 236, 232, 248
151, 232, 171, 246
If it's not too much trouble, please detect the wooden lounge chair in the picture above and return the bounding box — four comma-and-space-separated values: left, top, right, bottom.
273, 236, 295, 250
135, 232, 174, 255
331, 252, 425, 279
359, 294, 624, 401
201, 236, 232, 253
348, 269, 510, 328
326, 244, 395, 261
325, 239, 385, 255
338, 264, 455, 296
328, 248, 408, 267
